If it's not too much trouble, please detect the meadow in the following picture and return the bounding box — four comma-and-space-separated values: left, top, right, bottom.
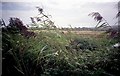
2, 20, 119, 76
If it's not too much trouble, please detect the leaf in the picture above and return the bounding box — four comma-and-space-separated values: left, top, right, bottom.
116, 11, 120, 18
30, 17, 35, 23
89, 12, 103, 22
95, 21, 101, 28
36, 7, 43, 14
97, 22, 107, 28
14, 66, 24, 75
40, 45, 48, 54
36, 17, 41, 22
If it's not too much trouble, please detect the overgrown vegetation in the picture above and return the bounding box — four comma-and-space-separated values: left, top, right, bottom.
1, 5, 120, 76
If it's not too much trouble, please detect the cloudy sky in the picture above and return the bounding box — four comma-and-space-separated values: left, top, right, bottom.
1, 0, 119, 27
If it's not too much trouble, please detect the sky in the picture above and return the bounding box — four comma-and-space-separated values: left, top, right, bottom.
1, 0, 119, 27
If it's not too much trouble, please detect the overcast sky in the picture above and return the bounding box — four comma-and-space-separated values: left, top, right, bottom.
1, 0, 119, 27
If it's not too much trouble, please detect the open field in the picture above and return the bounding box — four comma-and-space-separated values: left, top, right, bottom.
32, 30, 107, 38
33, 30, 105, 34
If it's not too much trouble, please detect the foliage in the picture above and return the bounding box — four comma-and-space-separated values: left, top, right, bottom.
88, 12, 111, 28
2, 17, 120, 76
89, 12, 119, 40
2, 18, 36, 76
30, 7, 56, 29
2, 6, 120, 76
67, 38, 98, 51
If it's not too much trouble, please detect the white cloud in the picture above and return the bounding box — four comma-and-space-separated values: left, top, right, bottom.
0, 3, 2, 18
2, 10, 38, 24
2, 0, 119, 2
1, 0, 119, 27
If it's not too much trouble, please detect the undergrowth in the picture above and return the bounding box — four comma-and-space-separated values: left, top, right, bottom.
2, 18, 119, 76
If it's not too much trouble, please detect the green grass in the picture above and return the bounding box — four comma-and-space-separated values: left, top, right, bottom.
27, 30, 116, 75
3, 29, 119, 76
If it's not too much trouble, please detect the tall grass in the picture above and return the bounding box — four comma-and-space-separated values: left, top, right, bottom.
2, 18, 119, 76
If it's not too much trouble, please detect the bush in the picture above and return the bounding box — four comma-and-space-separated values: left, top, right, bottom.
68, 38, 98, 51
